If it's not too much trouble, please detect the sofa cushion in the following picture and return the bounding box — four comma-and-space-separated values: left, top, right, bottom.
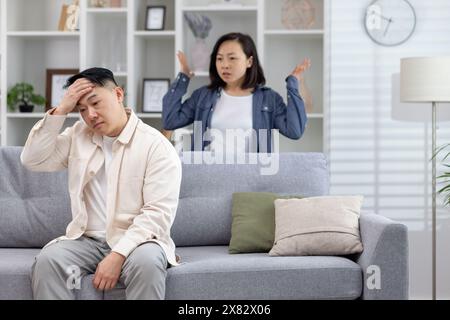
1, 246, 362, 300
0, 147, 71, 247
269, 196, 364, 256
106, 246, 362, 300
229, 192, 303, 254
164, 246, 362, 299
0, 248, 104, 300
171, 152, 330, 246
171, 197, 232, 247
0, 248, 38, 299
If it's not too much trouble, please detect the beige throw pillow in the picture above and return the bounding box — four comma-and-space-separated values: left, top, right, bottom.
269, 196, 364, 256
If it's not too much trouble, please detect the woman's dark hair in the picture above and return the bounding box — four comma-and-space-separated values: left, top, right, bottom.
208, 32, 265, 91
64, 67, 118, 89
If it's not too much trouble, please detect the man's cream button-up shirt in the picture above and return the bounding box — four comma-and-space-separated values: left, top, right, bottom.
20, 108, 182, 266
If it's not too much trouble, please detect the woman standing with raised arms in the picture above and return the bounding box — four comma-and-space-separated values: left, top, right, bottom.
162, 32, 311, 153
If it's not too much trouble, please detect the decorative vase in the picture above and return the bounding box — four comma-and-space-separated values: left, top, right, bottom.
299, 76, 313, 113
190, 38, 210, 72
19, 104, 34, 113
281, 0, 316, 30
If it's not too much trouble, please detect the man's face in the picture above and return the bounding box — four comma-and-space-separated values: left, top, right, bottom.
77, 82, 126, 137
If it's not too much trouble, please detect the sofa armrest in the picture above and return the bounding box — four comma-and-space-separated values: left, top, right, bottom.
356, 213, 409, 300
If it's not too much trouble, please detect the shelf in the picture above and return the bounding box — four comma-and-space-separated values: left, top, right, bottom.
181, 5, 258, 12
136, 113, 162, 119
4, 112, 322, 120
308, 113, 324, 119
114, 72, 128, 77
7, 113, 80, 119
86, 8, 128, 14
264, 30, 324, 39
1, 0, 326, 152
134, 31, 176, 39
193, 71, 209, 77
5, 112, 164, 120
6, 31, 80, 39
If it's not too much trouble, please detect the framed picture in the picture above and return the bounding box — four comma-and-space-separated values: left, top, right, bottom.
145, 6, 166, 30
142, 78, 170, 113
46, 69, 79, 111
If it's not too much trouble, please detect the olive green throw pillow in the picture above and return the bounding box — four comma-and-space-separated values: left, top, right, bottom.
229, 192, 303, 254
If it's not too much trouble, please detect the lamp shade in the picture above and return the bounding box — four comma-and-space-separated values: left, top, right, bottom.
392, 73, 450, 122
400, 57, 450, 102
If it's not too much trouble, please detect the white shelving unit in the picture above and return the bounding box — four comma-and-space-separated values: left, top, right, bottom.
0, 0, 329, 153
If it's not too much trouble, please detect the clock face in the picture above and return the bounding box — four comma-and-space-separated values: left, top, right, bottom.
364, 0, 416, 46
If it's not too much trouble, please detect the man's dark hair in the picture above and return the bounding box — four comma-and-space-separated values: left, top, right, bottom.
208, 32, 266, 91
64, 67, 118, 89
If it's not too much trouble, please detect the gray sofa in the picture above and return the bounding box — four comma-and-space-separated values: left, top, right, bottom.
0, 146, 408, 300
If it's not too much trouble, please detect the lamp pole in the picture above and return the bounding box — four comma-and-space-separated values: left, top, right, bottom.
432, 101, 436, 300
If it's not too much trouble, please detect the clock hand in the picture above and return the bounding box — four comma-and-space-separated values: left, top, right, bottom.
383, 18, 393, 37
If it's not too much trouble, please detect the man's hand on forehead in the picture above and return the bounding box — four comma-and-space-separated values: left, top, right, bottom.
74, 79, 97, 105
55, 78, 95, 114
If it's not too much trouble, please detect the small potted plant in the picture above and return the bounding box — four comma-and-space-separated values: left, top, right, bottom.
7, 82, 46, 113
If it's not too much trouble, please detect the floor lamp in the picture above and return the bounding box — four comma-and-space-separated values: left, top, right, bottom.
400, 57, 450, 300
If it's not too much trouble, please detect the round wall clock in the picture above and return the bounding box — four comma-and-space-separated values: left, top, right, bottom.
364, 0, 416, 46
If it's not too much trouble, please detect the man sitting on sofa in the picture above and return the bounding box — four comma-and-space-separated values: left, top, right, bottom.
20, 67, 182, 300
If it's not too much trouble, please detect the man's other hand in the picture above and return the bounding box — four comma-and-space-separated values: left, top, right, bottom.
93, 252, 126, 291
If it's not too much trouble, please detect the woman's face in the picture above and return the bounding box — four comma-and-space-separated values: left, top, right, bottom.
216, 40, 253, 87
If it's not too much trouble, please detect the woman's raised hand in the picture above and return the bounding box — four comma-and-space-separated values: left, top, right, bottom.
290, 58, 311, 81
177, 51, 195, 78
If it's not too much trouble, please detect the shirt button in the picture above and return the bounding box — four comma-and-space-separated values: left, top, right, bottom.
171, 89, 175, 93
182, 78, 186, 82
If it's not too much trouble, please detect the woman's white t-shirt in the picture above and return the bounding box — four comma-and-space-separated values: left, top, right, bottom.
208, 90, 254, 154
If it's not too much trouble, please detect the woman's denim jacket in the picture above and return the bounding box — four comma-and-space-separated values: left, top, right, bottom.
162, 72, 307, 153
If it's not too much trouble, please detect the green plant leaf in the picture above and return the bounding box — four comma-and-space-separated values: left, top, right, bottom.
31, 94, 46, 106
432, 143, 450, 160
438, 184, 450, 193
435, 143, 450, 206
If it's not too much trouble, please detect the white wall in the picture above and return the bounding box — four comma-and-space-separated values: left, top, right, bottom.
329, 0, 450, 299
